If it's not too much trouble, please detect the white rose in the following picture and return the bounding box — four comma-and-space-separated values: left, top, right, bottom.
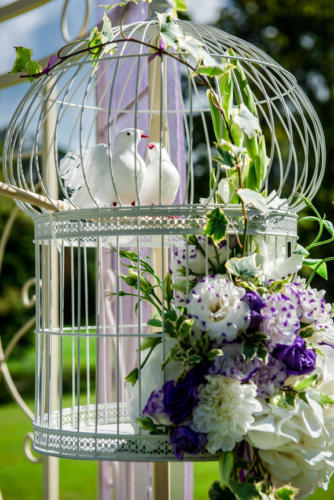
247, 392, 334, 499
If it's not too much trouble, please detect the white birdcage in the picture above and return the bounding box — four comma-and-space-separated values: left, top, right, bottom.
2, 2, 325, 462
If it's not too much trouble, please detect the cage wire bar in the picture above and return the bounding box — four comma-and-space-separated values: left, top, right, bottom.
2, 3, 326, 499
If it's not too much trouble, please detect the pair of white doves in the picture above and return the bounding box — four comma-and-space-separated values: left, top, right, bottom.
59, 128, 180, 208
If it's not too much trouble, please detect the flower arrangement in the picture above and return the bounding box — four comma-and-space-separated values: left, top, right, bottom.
119, 202, 334, 499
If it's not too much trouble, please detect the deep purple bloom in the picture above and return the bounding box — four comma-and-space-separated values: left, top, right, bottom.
143, 387, 165, 418
241, 291, 265, 331
186, 360, 210, 387
169, 426, 207, 460
164, 379, 198, 424
273, 335, 316, 375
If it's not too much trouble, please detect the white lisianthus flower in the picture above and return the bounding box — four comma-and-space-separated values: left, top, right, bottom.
285, 278, 334, 345
192, 375, 262, 453
247, 380, 334, 499
186, 275, 250, 342
127, 338, 183, 427
261, 293, 299, 346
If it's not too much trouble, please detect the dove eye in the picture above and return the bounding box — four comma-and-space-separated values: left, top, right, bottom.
126, 132, 131, 136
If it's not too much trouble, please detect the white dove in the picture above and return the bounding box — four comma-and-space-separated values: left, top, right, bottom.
59, 128, 149, 208
139, 142, 180, 205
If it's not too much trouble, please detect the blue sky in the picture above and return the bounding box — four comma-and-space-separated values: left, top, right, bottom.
0, 0, 223, 134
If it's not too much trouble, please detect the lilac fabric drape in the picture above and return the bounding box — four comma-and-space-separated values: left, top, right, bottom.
95, 2, 192, 499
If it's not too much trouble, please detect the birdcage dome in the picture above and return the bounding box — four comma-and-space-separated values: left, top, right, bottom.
3, 12, 326, 463
3, 18, 325, 218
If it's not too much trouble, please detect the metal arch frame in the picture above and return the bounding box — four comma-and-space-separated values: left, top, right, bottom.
0, 2, 93, 500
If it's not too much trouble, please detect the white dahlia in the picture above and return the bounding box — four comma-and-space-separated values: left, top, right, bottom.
191, 375, 262, 453
186, 275, 250, 342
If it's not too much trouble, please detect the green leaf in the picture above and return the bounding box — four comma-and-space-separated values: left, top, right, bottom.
225, 255, 260, 278
276, 485, 299, 500
319, 393, 334, 406
254, 134, 267, 187
228, 479, 260, 500
140, 336, 161, 351
219, 451, 234, 487
136, 416, 156, 431
164, 272, 174, 304
172, 279, 188, 293
208, 348, 223, 360
178, 318, 194, 341
237, 188, 267, 213
147, 318, 163, 327
10, 46, 42, 77
219, 70, 233, 122
209, 482, 234, 500
125, 367, 138, 385
294, 373, 317, 392
216, 145, 235, 167
208, 90, 223, 142
204, 207, 228, 244
242, 342, 256, 361
231, 49, 258, 117
323, 219, 334, 237
303, 259, 328, 279
173, 0, 188, 12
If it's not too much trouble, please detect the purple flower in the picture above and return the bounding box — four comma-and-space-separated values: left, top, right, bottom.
148, 39, 166, 62
241, 291, 265, 331
42, 54, 59, 74
143, 387, 165, 418
273, 335, 316, 375
169, 426, 207, 460
164, 379, 198, 424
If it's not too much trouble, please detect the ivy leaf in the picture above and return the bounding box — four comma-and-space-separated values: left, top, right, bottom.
157, 13, 184, 50
228, 479, 260, 500
10, 47, 42, 79
276, 485, 299, 500
204, 207, 228, 244
237, 188, 267, 214
226, 255, 260, 278
303, 259, 328, 280
209, 482, 234, 500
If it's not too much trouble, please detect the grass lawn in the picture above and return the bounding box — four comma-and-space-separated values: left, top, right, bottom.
2, 400, 334, 499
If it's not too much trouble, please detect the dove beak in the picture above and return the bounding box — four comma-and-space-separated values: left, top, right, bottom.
141, 133, 149, 138
147, 143, 156, 150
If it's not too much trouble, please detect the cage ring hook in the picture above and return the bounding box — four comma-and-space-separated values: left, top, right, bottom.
61, 0, 91, 43
24, 433, 42, 464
